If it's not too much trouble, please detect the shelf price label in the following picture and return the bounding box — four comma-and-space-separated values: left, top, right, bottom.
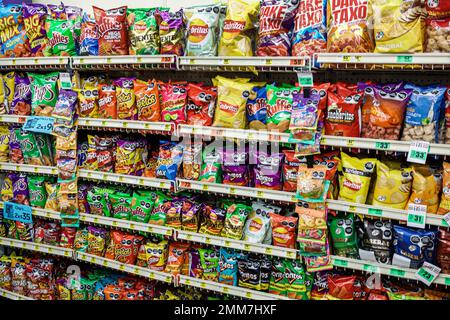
368, 208, 383, 217
407, 141, 429, 164
297, 72, 313, 87
59, 72, 72, 89
397, 55, 413, 64
390, 268, 406, 277
333, 258, 348, 268
23, 116, 55, 135
415, 262, 441, 286
407, 203, 427, 229
443, 212, 450, 227
375, 141, 390, 150
3, 202, 33, 224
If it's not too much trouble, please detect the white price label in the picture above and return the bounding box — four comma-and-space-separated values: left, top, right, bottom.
59, 72, 72, 90
407, 141, 429, 164
407, 203, 427, 229
443, 212, 450, 227
296, 72, 313, 87
415, 262, 441, 286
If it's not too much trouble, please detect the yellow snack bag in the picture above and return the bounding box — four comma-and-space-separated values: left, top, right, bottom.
0, 126, 9, 162
408, 165, 439, 213
0, 74, 6, 114
438, 162, 450, 215
76, 88, 99, 118
338, 152, 376, 204
4, 72, 15, 107
218, 0, 259, 56
44, 182, 60, 212
372, 161, 412, 209
212, 76, 254, 129
372, 0, 425, 53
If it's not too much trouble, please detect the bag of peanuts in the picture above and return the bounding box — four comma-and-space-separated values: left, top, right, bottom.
326, 0, 374, 52
425, 0, 450, 19
401, 84, 446, 143
408, 165, 440, 214
425, 17, 450, 53
360, 84, 411, 141
438, 161, 450, 215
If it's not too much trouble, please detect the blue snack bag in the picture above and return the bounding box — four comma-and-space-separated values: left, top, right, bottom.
155, 141, 184, 181
402, 84, 446, 143
218, 248, 239, 286
79, 13, 98, 56
246, 86, 268, 130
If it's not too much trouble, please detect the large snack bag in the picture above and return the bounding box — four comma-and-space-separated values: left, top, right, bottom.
218, 0, 260, 56
156, 9, 184, 56
184, 5, 221, 56
292, 0, 327, 57
80, 13, 99, 56
257, 0, 299, 56
22, 3, 49, 56
93, 6, 128, 56
326, 0, 374, 52
127, 8, 161, 55
0, 4, 31, 57
45, 19, 77, 56
266, 85, 299, 133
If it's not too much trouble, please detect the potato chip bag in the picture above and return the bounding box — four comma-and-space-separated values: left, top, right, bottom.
28, 175, 47, 208
425, 17, 450, 53
10, 74, 31, 116
218, 0, 260, 56
266, 85, 299, 133
199, 205, 225, 236
372, 0, 425, 53
0, 4, 23, 31
94, 6, 128, 56
408, 165, 440, 213
186, 83, 217, 126
221, 203, 252, 240
212, 76, 253, 129
372, 161, 412, 209
87, 226, 108, 257
155, 9, 184, 56
270, 213, 298, 248
438, 162, 450, 214
80, 13, 99, 56
127, 8, 159, 55
182, 142, 202, 180
199, 144, 222, 183
181, 198, 202, 232
46, 19, 77, 56
135, 80, 160, 122
98, 84, 117, 119
246, 86, 268, 130
165, 242, 190, 274
114, 77, 136, 120
109, 192, 132, 220
131, 190, 155, 223
338, 152, 376, 204
0, 126, 9, 162
326, 0, 374, 52
269, 258, 287, 295
76, 87, 99, 118
22, 3, 48, 56
28, 72, 59, 116
112, 231, 143, 265
44, 182, 59, 211
184, 5, 220, 56
160, 83, 187, 125
0, 5, 31, 58
198, 248, 220, 281
426, 0, 450, 19
48, 2, 67, 20
137, 239, 168, 271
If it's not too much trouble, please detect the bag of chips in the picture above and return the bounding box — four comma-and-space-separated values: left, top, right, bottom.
114, 77, 137, 120
134, 80, 160, 122
165, 242, 190, 274
127, 8, 160, 55
243, 202, 273, 243
266, 85, 299, 133
221, 203, 252, 240
28, 175, 47, 208
186, 83, 216, 126
93, 6, 128, 56
46, 19, 77, 56
437, 228, 450, 274
438, 162, 450, 215
181, 198, 202, 232
199, 205, 225, 236
182, 142, 202, 180
218, 248, 239, 286
372, 0, 425, 53
358, 219, 393, 264
0, 5, 31, 58
10, 74, 31, 116
22, 3, 48, 56
269, 258, 287, 295
254, 152, 284, 190
326, 0, 374, 52
155, 141, 184, 181
199, 144, 222, 183
184, 5, 221, 56
246, 86, 268, 130
270, 213, 297, 248
425, 17, 450, 53
218, 0, 259, 56
338, 152, 376, 204
408, 165, 440, 214
161, 83, 187, 125
198, 248, 220, 281
77, 87, 99, 118
98, 84, 117, 119
257, 0, 299, 56
155, 9, 184, 55
328, 213, 359, 259
28, 72, 59, 116
292, 0, 327, 57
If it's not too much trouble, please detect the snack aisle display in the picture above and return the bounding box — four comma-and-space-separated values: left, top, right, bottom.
0, 1, 449, 302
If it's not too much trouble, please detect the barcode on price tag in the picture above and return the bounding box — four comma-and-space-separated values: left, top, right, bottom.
23, 116, 55, 135
3, 202, 33, 224
407, 141, 429, 164
407, 203, 427, 229
415, 262, 441, 286
59, 72, 72, 89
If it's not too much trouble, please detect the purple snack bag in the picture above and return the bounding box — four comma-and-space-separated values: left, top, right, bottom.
181, 199, 202, 232
8, 127, 24, 164
221, 148, 249, 187
254, 152, 284, 190
47, 2, 67, 19
10, 173, 30, 205
189, 249, 202, 278
10, 74, 31, 116
155, 9, 184, 56
78, 184, 90, 214
22, 3, 48, 55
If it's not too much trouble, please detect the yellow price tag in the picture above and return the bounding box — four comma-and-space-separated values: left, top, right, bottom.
244, 244, 250, 250
246, 292, 252, 298
256, 191, 264, 197
139, 179, 144, 184
103, 261, 108, 267
291, 195, 297, 202
185, 279, 191, 285
119, 265, 125, 271
64, 251, 70, 257
266, 59, 272, 65
101, 121, 107, 126
15, 165, 20, 171
223, 287, 229, 294
346, 140, 355, 147
34, 245, 39, 250
190, 59, 196, 65
123, 122, 128, 128
118, 176, 124, 182
34, 167, 38, 173
355, 56, 362, 62
159, 182, 166, 188
130, 223, 135, 229
265, 248, 273, 254
94, 218, 99, 223
147, 227, 153, 233
287, 251, 296, 259
205, 237, 212, 245
79, 58, 84, 63
202, 185, 209, 191
200, 283, 206, 288
348, 206, 357, 212
12, 59, 16, 65
48, 248, 53, 253
321, 137, 327, 144
106, 58, 112, 63
137, 57, 142, 63
223, 59, 230, 65
186, 235, 192, 240
229, 188, 236, 195
343, 55, 351, 62
87, 173, 92, 178
165, 124, 171, 131
248, 133, 254, 139
224, 241, 231, 246
149, 272, 155, 278
90, 257, 95, 263
133, 267, 139, 274
112, 221, 118, 227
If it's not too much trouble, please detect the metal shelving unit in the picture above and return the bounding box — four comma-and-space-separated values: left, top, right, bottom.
0, 288, 35, 300
0, 57, 70, 71
0, 163, 58, 176
0, 237, 74, 258
71, 55, 177, 71
78, 118, 174, 134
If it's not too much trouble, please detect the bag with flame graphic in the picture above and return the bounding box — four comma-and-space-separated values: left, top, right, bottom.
338, 152, 376, 204
45, 19, 77, 56
112, 230, 143, 265
218, 0, 260, 56
28, 72, 59, 116
93, 6, 129, 56
184, 5, 221, 56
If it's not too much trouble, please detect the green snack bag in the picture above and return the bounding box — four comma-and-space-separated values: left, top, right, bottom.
28, 72, 59, 116
131, 190, 155, 223
266, 85, 299, 133
74, 228, 89, 252
82, 278, 97, 300
109, 191, 132, 220
199, 144, 222, 183
150, 191, 170, 225
46, 19, 77, 56
34, 133, 53, 166
269, 258, 287, 296
284, 259, 306, 299
328, 213, 359, 259
87, 186, 111, 217
198, 248, 220, 282
15, 129, 42, 165
28, 175, 47, 208
220, 203, 252, 240
127, 8, 160, 55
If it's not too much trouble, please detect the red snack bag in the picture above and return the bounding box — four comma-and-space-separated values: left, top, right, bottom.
164, 241, 190, 274
59, 227, 77, 248
270, 213, 297, 249
98, 84, 117, 119
134, 80, 160, 122
123, 289, 142, 300
104, 285, 124, 300
161, 83, 188, 125
186, 83, 217, 127
112, 231, 143, 265
327, 275, 356, 300
311, 83, 330, 122
93, 6, 128, 56
325, 88, 362, 137
282, 150, 301, 192
426, 0, 450, 19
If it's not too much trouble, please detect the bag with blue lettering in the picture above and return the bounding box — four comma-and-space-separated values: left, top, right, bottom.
246, 86, 267, 130
218, 248, 239, 286
401, 84, 447, 143
79, 13, 98, 56
155, 141, 184, 181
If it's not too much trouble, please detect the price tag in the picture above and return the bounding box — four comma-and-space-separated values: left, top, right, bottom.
22, 116, 55, 134
205, 237, 212, 245
375, 141, 390, 150
224, 240, 231, 246
265, 248, 273, 254
287, 251, 296, 259
346, 139, 355, 147
223, 287, 229, 294
119, 265, 125, 271
363, 264, 379, 273
397, 55, 413, 64
112, 221, 118, 227
186, 234, 192, 240
443, 212, 450, 227
103, 261, 108, 267
407, 141, 429, 164
348, 205, 356, 212
222, 59, 230, 65
229, 187, 236, 195
333, 258, 348, 268
185, 279, 191, 285
3, 202, 33, 224
256, 191, 264, 197
446, 277, 450, 286
266, 59, 272, 65
200, 282, 206, 288
59, 72, 72, 89
342, 55, 351, 62
244, 244, 250, 250
245, 292, 252, 298
297, 72, 313, 87
368, 208, 383, 217
93, 217, 99, 223
415, 262, 441, 286
407, 203, 427, 229
390, 268, 406, 277
202, 185, 209, 191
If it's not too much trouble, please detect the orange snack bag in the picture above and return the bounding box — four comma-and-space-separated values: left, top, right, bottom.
134, 80, 160, 122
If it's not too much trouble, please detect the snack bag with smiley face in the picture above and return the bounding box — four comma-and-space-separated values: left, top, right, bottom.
243, 202, 273, 243
186, 83, 217, 126
127, 8, 161, 55
266, 85, 299, 133
131, 190, 155, 223
135, 80, 160, 122
165, 241, 190, 274
161, 83, 188, 125
93, 6, 128, 56
328, 213, 359, 259
45, 18, 77, 56
115, 77, 136, 120
270, 213, 298, 248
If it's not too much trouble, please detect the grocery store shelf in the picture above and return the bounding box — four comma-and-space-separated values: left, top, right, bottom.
177, 179, 297, 203
0, 57, 70, 71
0, 202, 61, 221
0, 115, 28, 124
0, 288, 35, 300
327, 200, 449, 227
78, 170, 173, 190
71, 55, 177, 70
80, 214, 173, 237
75, 251, 173, 283
176, 229, 297, 259
179, 276, 292, 300
0, 162, 58, 176
178, 56, 310, 73
331, 255, 450, 286
78, 118, 174, 133
315, 53, 450, 70
0, 237, 74, 258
